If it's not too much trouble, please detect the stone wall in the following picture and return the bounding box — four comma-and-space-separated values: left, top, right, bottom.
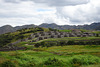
8, 31, 98, 45
0, 47, 26, 51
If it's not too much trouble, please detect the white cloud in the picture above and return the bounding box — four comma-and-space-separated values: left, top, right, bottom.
0, 0, 56, 26
0, 0, 100, 27
30, 0, 89, 6
56, 0, 100, 25
4, 0, 89, 6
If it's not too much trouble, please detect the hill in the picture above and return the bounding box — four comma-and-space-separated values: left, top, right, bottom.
0, 25, 16, 34
0, 24, 36, 34
0, 27, 100, 67
0, 22, 100, 34
39, 22, 100, 30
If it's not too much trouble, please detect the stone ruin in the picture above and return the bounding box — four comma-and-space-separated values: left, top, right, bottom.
38, 37, 44, 40
25, 31, 98, 42
64, 34, 69, 37
57, 35, 64, 38
55, 31, 60, 35
69, 33, 77, 37
44, 36, 49, 39
8, 31, 99, 45
2, 30, 99, 51
50, 35, 57, 38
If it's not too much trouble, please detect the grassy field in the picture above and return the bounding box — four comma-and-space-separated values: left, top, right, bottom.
0, 45, 100, 67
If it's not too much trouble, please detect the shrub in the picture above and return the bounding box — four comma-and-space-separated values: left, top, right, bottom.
34, 43, 41, 48
67, 41, 75, 45
23, 61, 36, 67
70, 55, 100, 66
43, 58, 67, 67
59, 41, 66, 46
1, 60, 16, 67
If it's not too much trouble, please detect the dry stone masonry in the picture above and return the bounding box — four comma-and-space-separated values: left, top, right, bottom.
1, 30, 99, 51
27, 31, 98, 42
8, 31, 99, 45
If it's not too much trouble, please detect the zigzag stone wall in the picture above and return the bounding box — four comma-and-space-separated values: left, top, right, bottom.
7, 31, 99, 46
29, 31, 98, 42
0, 47, 26, 51
1, 31, 99, 51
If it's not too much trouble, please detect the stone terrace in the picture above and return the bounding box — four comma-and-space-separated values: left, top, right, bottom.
28, 31, 97, 42
9, 31, 99, 45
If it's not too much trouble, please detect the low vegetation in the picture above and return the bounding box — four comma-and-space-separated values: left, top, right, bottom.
0, 45, 100, 67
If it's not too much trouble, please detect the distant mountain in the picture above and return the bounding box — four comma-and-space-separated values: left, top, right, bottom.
0, 24, 36, 34
39, 23, 63, 29
39, 22, 100, 30
15, 24, 36, 30
0, 22, 100, 34
0, 25, 16, 34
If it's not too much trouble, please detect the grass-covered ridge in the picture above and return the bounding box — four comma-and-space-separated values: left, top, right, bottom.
0, 27, 50, 47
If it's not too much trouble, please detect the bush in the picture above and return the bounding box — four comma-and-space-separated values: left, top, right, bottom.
34, 43, 41, 48
1, 60, 16, 67
67, 41, 75, 45
24, 61, 36, 67
59, 41, 66, 46
70, 55, 100, 66
43, 58, 67, 67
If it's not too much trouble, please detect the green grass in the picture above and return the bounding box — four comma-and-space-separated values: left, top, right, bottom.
59, 29, 72, 32
92, 31, 100, 34
81, 64, 100, 67
0, 45, 100, 67
33, 45, 100, 56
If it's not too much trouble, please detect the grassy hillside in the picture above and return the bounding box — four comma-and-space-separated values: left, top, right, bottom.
0, 27, 49, 47
0, 28, 100, 67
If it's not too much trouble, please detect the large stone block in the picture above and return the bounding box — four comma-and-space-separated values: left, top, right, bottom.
38, 37, 44, 40
31, 35, 35, 39
82, 34, 88, 37
64, 34, 69, 37
41, 32, 48, 36
88, 34, 93, 37
76, 34, 82, 37
39, 31, 44, 34
34, 33, 40, 35
28, 37, 33, 40
50, 35, 57, 38
69, 33, 77, 37
34, 34, 41, 37
30, 33, 34, 37
57, 35, 64, 38
44, 36, 49, 39
93, 33, 97, 36
60, 32, 66, 35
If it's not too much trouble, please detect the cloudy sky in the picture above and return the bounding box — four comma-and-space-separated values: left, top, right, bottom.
0, 0, 100, 27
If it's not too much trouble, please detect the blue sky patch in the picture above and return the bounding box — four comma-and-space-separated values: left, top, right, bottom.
37, 8, 53, 12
